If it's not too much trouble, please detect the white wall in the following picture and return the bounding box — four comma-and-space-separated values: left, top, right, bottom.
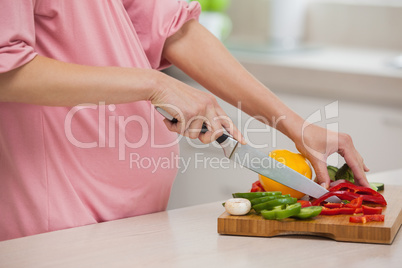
226, 0, 402, 50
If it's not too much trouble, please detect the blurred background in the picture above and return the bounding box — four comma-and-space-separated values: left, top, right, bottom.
166, 0, 402, 209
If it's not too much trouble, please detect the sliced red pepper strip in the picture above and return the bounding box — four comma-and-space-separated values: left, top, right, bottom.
329, 182, 381, 197
312, 191, 360, 206
320, 207, 356, 215
344, 196, 363, 208
250, 181, 265, 192
362, 205, 383, 215
329, 182, 387, 205
324, 203, 343, 208
339, 207, 356, 215
312, 190, 387, 206
354, 207, 363, 214
366, 214, 385, 222
349, 214, 384, 223
361, 195, 387, 206
297, 200, 312, 208
350, 215, 366, 223
320, 207, 341, 215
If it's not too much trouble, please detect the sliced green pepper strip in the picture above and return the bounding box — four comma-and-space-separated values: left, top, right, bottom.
275, 203, 302, 220
232, 191, 282, 200
261, 203, 301, 220
261, 210, 276, 220
253, 197, 297, 213
261, 205, 284, 220
292, 206, 322, 219
250, 194, 291, 206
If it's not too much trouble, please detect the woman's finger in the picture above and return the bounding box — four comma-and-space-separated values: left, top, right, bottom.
338, 134, 370, 187
309, 157, 331, 189
217, 113, 245, 144
363, 163, 370, 172
205, 108, 224, 140
185, 115, 207, 139
348, 162, 369, 187
343, 154, 370, 187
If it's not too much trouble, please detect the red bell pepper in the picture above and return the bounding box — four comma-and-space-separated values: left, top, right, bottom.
354, 207, 363, 214
349, 214, 385, 223
321, 196, 365, 215
312, 191, 360, 206
362, 205, 383, 215
312, 183, 387, 206
329, 182, 379, 195
320, 207, 341, 215
339, 207, 357, 215
320, 207, 356, 215
250, 181, 265, 192
324, 202, 343, 209
360, 195, 387, 206
344, 196, 363, 208
297, 200, 312, 208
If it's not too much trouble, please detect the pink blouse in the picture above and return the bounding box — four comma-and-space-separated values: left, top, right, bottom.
0, 0, 200, 241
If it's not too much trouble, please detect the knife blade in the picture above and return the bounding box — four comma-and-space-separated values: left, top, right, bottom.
155, 107, 341, 203
218, 135, 341, 203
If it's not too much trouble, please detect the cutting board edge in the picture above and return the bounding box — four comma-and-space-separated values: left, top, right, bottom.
217, 230, 395, 245
217, 213, 396, 244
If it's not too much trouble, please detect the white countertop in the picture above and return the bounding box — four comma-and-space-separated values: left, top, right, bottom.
0, 169, 401, 268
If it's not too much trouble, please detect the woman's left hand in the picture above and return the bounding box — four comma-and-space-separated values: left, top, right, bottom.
294, 124, 370, 189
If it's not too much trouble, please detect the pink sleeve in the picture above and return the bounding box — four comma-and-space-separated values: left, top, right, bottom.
123, 0, 201, 70
0, 0, 37, 73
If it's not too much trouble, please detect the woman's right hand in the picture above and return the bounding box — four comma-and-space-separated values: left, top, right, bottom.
150, 71, 245, 144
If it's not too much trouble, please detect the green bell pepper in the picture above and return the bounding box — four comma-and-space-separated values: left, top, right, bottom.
250, 194, 291, 206
260, 205, 283, 220
232, 191, 282, 200
292, 206, 322, 219
261, 203, 302, 220
253, 197, 297, 213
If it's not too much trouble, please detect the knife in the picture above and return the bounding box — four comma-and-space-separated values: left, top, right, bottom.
156, 107, 341, 203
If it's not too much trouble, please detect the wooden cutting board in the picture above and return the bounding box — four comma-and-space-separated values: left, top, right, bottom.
218, 185, 402, 244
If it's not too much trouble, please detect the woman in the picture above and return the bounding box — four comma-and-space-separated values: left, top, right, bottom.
0, 0, 369, 241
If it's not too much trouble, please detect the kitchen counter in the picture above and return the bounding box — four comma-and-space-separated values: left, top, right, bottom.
228, 46, 402, 107
0, 169, 401, 268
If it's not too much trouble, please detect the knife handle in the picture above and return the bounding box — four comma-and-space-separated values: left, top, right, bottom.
155, 107, 229, 144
